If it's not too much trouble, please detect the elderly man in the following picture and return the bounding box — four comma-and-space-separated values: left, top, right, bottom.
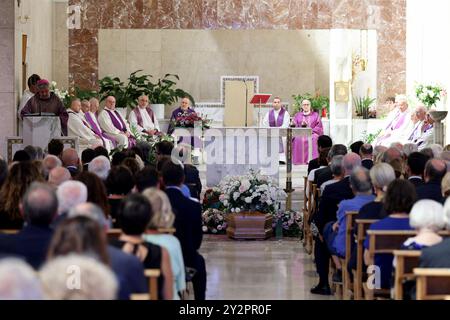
311, 152, 361, 295
405, 105, 427, 143
51, 181, 88, 227
61, 148, 80, 177
167, 97, 196, 135
48, 167, 71, 188
83, 98, 115, 152
0, 182, 58, 269
98, 96, 136, 148
375, 95, 411, 147
88, 156, 111, 180
68, 99, 103, 151
42, 155, 62, 179
20, 79, 68, 136
416, 112, 435, 151
416, 159, 447, 203
128, 95, 160, 136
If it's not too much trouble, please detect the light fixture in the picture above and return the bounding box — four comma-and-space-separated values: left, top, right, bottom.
17, 15, 30, 24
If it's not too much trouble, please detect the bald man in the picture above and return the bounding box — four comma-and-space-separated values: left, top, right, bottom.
416, 159, 446, 203
42, 155, 62, 179
67, 99, 103, 151
48, 167, 71, 188
61, 148, 80, 177
98, 96, 136, 148
128, 95, 160, 136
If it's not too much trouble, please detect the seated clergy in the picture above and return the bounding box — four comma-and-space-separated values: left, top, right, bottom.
98, 96, 136, 149
405, 105, 427, 143
416, 112, 435, 151
67, 99, 103, 151
82, 98, 115, 152
128, 95, 160, 136
21, 79, 68, 136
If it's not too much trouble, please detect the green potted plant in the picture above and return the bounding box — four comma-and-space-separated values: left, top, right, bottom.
292, 91, 330, 117
353, 96, 376, 119
147, 74, 195, 120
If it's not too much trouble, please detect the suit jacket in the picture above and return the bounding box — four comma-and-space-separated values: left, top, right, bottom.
165, 187, 203, 269
308, 158, 320, 174
184, 164, 202, 200
416, 181, 444, 203
0, 225, 53, 269
316, 167, 333, 187
408, 177, 424, 188
313, 176, 354, 233
420, 239, 450, 267
361, 159, 374, 171
108, 245, 148, 300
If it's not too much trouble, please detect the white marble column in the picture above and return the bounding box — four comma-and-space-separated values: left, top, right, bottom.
0, 0, 16, 158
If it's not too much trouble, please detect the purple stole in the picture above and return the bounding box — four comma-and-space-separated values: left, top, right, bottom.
268, 108, 286, 153
133, 107, 156, 129
268, 108, 286, 127
105, 109, 136, 148
85, 112, 116, 147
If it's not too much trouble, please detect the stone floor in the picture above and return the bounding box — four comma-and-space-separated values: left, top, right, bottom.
200, 236, 334, 300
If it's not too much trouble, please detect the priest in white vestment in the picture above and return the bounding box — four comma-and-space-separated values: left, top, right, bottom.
375, 95, 412, 147
98, 96, 136, 149
404, 105, 427, 144
262, 97, 290, 163
67, 99, 103, 151
81, 99, 115, 152
416, 112, 435, 151
128, 95, 160, 136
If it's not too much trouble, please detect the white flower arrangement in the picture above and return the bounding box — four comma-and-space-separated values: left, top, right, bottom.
415, 83, 447, 109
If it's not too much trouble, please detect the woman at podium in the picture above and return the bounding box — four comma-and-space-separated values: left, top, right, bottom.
292, 99, 323, 165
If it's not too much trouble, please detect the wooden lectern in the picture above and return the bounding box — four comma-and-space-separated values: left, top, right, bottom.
22, 115, 62, 150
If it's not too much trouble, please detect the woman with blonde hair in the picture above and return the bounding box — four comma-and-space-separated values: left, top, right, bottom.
142, 188, 186, 299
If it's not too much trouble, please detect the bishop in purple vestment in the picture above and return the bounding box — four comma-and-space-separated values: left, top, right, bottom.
168, 98, 201, 148
292, 100, 323, 165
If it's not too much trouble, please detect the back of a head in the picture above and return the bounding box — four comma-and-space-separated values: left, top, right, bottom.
162, 160, 185, 187
23, 145, 37, 161
329, 144, 348, 159
407, 152, 429, 177
382, 147, 402, 163
111, 151, 127, 167
47, 139, 64, 157
135, 166, 159, 192
88, 156, 111, 180
48, 167, 71, 187
105, 165, 135, 195
318, 135, 333, 149
350, 141, 364, 155
81, 148, 96, 165
425, 159, 447, 182
156, 140, 174, 156
27, 74, 41, 89
403, 143, 418, 157
360, 144, 373, 157
384, 179, 416, 215
43, 155, 62, 176
430, 144, 444, 159
0, 258, 43, 300
343, 153, 362, 175
122, 157, 140, 176
62, 148, 79, 167
142, 187, 175, 229
13, 150, 31, 162
23, 182, 58, 226
94, 146, 109, 158
40, 254, 117, 300
119, 193, 153, 235
350, 167, 372, 194
440, 151, 450, 164
420, 148, 434, 159
318, 147, 330, 166
370, 163, 396, 191
68, 202, 108, 230
410, 200, 445, 231
330, 155, 344, 177
56, 181, 88, 214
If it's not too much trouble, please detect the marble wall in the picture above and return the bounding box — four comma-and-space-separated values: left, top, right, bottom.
68, 0, 407, 106
98, 29, 330, 110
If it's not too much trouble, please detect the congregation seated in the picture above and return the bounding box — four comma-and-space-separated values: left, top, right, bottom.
360, 144, 374, 170
88, 155, 111, 181
363, 179, 415, 290
142, 188, 187, 299
94, 145, 109, 159
47, 139, 64, 158
415, 159, 447, 203
42, 155, 62, 179
105, 166, 135, 226
441, 172, 450, 198
403, 143, 419, 157
52, 181, 88, 227
406, 152, 430, 188
0, 258, 43, 299
307, 135, 333, 174
48, 167, 71, 188
13, 150, 31, 162
111, 193, 174, 300
0, 162, 44, 229
61, 148, 81, 177
81, 148, 96, 172
320, 155, 344, 193
0, 182, 56, 269
135, 166, 160, 192
314, 144, 347, 188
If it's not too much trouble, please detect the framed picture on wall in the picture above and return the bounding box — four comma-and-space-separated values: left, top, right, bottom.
335, 81, 350, 103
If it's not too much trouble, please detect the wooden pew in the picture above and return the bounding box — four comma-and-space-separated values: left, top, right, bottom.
393, 250, 421, 300
364, 230, 417, 300
304, 184, 319, 255
341, 211, 358, 300
0, 229, 19, 235
145, 269, 161, 300
353, 219, 379, 300
414, 268, 450, 300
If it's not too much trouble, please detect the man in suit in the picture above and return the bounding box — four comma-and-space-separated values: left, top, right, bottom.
156, 140, 202, 200
162, 161, 206, 300
416, 159, 447, 203
406, 152, 430, 188
61, 148, 81, 177
307, 135, 333, 174
0, 183, 57, 269
314, 144, 348, 187
310, 152, 361, 295
360, 144, 374, 170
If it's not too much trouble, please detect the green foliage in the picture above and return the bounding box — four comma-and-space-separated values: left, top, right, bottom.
74, 87, 98, 101
98, 70, 195, 109
361, 129, 382, 144
292, 91, 329, 114
353, 96, 376, 119
416, 84, 446, 109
